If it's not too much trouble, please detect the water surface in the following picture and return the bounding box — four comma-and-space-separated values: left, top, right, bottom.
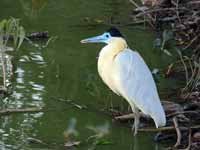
0, 0, 175, 149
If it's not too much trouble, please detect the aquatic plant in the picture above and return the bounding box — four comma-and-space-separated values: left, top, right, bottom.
0, 18, 25, 91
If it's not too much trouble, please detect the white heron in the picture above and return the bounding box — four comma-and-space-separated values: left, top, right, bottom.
81, 27, 166, 135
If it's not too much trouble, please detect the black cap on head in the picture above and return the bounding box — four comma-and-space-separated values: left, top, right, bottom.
107, 27, 123, 37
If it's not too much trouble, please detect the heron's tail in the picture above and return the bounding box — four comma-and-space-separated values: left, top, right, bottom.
152, 102, 166, 128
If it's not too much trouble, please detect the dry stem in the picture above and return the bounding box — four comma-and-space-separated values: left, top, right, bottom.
0, 108, 43, 115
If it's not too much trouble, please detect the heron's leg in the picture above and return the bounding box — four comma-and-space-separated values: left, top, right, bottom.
131, 106, 140, 136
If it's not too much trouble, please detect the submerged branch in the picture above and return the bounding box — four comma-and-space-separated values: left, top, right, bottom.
26, 31, 49, 40
0, 108, 44, 115
3, 31, 49, 41
114, 113, 148, 120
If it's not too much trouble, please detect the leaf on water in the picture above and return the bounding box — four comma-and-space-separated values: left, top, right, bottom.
64, 141, 81, 147
94, 19, 104, 24
96, 139, 112, 145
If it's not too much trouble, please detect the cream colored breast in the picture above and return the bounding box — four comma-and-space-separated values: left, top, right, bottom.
97, 38, 127, 95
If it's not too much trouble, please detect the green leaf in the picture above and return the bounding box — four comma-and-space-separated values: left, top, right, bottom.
0, 19, 7, 31
17, 26, 25, 49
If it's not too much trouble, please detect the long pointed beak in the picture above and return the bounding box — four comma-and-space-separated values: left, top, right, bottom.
80, 35, 104, 44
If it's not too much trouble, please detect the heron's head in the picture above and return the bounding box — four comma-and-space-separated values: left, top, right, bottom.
81, 27, 124, 44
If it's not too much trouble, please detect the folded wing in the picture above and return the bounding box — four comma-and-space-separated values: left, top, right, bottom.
113, 49, 166, 127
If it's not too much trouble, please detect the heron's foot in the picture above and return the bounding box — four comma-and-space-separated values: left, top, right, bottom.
131, 122, 138, 136
131, 113, 140, 136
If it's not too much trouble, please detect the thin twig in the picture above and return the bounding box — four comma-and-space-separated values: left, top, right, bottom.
114, 112, 147, 120
129, 0, 155, 26
177, 49, 189, 85
52, 97, 87, 110
184, 128, 192, 150
183, 33, 200, 50
167, 110, 200, 118
173, 117, 182, 148
138, 125, 200, 132
135, 7, 189, 17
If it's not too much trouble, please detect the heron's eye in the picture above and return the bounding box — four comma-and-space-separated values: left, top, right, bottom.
106, 34, 109, 38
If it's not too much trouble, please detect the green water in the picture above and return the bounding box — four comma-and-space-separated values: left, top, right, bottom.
0, 0, 177, 149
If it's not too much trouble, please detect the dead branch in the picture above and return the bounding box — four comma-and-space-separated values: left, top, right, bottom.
114, 112, 147, 120
185, 128, 192, 150
129, 0, 155, 27
3, 31, 49, 41
173, 117, 182, 148
138, 125, 200, 132
167, 110, 200, 118
52, 97, 87, 110
0, 108, 43, 115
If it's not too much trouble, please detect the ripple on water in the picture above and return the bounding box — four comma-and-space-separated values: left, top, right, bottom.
16, 78, 24, 84
30, 52, 46, 65
15, 85, 25, 89
15, 67, 25, 84
31, 93, 42, 101
19, 55, 31, 62
29, 81, 45, 92
12, 91, 23, 100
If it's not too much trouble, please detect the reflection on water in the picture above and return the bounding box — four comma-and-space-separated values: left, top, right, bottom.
0, 42, 47, 149
15, 67, 25, 84
19, 55, 30, 62
30, 81, 45, 91
0, 113, 43, 150
11, 50, 46, 108
30, 52, 46, 65
0, 0, 172, 149
19, 0, 48, 19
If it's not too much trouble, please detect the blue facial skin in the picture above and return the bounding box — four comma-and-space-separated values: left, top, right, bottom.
81, 32, 112, 44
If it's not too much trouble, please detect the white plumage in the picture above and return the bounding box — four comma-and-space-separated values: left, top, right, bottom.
116, 50, 166, 128
81, 28, 166, 135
